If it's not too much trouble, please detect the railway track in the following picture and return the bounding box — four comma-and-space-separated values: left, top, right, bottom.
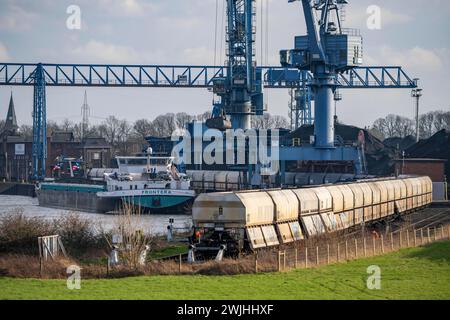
407, 209, 450, 230
154, 207, 450, 262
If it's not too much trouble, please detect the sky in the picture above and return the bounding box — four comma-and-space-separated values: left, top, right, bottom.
0, 0, 449, 129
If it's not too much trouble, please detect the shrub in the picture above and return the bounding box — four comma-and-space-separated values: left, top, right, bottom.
0, 211, 55, 254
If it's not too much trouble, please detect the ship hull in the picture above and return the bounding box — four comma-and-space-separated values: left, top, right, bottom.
97, 189, 196, 212
36, 183, 117, 213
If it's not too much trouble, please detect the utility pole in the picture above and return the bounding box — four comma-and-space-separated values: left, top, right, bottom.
81, 90, 90, 141
411, 83, 422, 142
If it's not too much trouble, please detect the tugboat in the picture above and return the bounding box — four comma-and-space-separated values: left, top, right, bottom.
97, 155, 195, 213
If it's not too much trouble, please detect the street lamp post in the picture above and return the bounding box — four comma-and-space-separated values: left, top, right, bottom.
411, 84, 423, 143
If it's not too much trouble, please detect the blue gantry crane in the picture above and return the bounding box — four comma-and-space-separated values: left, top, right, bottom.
0, 0, 419, 180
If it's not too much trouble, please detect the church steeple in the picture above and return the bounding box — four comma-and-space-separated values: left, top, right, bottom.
4, 92, 18, 133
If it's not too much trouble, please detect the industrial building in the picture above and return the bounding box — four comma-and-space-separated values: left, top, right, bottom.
0, 94, 112, 181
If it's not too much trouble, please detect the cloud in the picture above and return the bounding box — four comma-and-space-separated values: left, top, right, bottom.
345, 5, 412, 29
380, 8, 412, 26
67, 40, 170, 64
0, 3, 38, 31
367, 45, 446, 71
182, 47, 215, 65
97, 0, 160, 17
69, 40, 142, 64
0, 42, 10, 61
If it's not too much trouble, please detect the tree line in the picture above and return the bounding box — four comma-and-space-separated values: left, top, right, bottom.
371, 110, 450, 140
1, 112, 289, 156
2, 109, 447, 156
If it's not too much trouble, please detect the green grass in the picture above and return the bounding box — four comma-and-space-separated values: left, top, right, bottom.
149, 243, 188, 259
1, 241, 449, 300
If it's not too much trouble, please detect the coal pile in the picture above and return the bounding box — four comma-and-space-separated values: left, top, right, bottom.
383, 135, 416, 151
406, 129, 450, 179
287, 123, 399, 175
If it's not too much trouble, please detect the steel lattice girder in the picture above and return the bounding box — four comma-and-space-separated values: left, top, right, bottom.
0, 63, 417, 89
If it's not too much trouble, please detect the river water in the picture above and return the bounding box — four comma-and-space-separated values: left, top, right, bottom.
0, 195, 192, 236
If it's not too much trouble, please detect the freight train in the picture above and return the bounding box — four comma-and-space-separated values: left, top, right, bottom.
191, 176, 433, 255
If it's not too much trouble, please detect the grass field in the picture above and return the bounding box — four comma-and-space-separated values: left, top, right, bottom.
1, 241, 449, 300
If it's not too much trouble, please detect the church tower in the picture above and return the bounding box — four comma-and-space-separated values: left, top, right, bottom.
4, 92, 18, 134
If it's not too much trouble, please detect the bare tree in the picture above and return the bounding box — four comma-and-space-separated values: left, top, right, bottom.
18, 125, 33, 138
372, 114, 414, 139
251, 113, 289, 129
270, 115, 289, 129
47, 120, 61, 133
117, 119, 133, 154
196, 111, 212, 122
252, 114, 271, 129
152, 113, 176, 137
175, 112, 194, 130
397, 117, 415, 138
433, 110, 450, 132
60, 118, 75, 132
99, 116, 121, 153
419, 112, 435, 139
133, 119, 154, 140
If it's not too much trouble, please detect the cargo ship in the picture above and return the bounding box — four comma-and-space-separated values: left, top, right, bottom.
97, 156, 195, 212
36, 155, 195, 214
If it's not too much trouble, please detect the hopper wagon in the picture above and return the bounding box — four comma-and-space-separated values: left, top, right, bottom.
191, 176, 432, 255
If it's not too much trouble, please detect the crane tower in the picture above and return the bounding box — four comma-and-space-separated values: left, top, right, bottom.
209, 0, 263, 130
281, 0, 363, 160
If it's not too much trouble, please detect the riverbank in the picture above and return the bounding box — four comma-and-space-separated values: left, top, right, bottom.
1, 241, 449, 300
0, 182, 35, 197
0, 195, 192, 235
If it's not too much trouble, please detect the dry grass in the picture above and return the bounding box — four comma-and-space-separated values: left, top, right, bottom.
0, 211, 106, 256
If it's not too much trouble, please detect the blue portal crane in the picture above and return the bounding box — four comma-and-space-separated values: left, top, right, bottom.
0, 1, 419, 180
0, 62, 417, 180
